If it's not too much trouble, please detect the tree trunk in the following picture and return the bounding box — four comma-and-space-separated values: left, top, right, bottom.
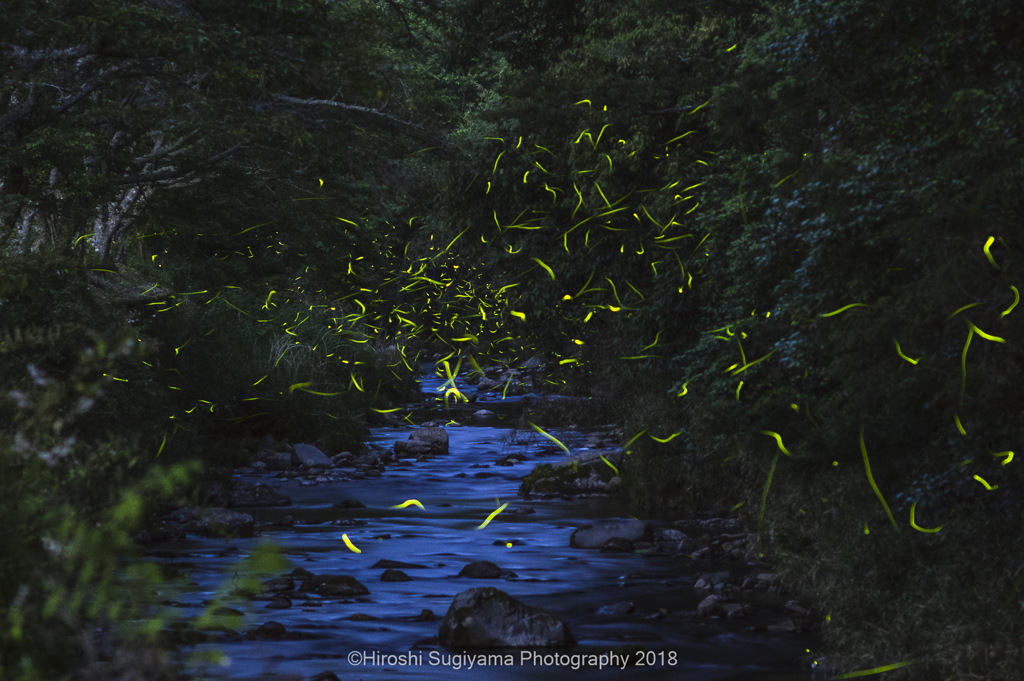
93, 185, 154, 264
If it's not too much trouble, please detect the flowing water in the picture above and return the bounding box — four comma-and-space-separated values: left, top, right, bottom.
149, 364, 824, 680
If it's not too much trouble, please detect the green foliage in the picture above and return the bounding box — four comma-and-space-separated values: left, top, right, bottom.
1, 0, 460, 263
3, 0, 1023, 678
0, 251, 299, 681
414, 1, 1024, 678
0, 298, 201, 679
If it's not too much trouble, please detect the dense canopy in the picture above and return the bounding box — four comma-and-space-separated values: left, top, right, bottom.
2, 1, 1022, 679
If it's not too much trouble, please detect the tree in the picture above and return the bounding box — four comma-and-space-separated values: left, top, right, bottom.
0, 0, 458, 265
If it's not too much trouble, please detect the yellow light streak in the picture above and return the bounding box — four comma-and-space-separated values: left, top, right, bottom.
342, 534, 361, 553
476, 503, 509, 530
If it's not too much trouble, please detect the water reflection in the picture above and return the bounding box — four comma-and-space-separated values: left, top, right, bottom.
154, 364, 818, 680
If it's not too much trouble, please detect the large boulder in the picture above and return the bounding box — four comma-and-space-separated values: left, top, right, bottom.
409, 427, 449, 454
292, 443, 332, 468
554, 449, 623, 477
231, 481, 291, 507
570, 519, 654, 548
393, 427, 449, 458
438, 587, 575, 648
394, 440, 438, 459
519, 450, 624, 495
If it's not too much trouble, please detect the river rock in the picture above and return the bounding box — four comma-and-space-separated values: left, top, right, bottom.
372, 559, 427, 569
165, 507, 254, 538
409, 427, 449, 454
330, 452, 354, 466
556, 449, 623, 476
438, 587, 575, 647
697, 594, 725, 617
570, 519, 654, 548
597, 601, 635, 615
381, 569, 412, 582
304, 574, 370, 597
251, 621, 286, 639
308, 673, 341, 681
658, 529, 685, 542
333, 499, 366, 509
472, 409, 495, 418
212, 607, 245, 617
266, 596, 292, 609
767, 618, 805, 633
251, 449, 294, 471
521, 450, 624, 495
203, 481, 230, 507
600, 537, 635, 553
699, 571, 735, 588
292, 443, 332, 469
723, 603, 750, 620
231, 481, 291, 507
568, 470, 613, 492
263, 576, 295, 592
519, 355, 543, 370
676, 537, 697, 552
394, 440, 437, 458
476, 378, 502, 392
458, 561, 502, 578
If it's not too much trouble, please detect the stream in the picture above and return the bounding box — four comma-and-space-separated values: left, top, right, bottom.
146, 364, 825, 681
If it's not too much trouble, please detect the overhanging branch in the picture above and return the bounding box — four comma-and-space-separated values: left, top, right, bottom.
115, 140, 247, 185
269, 93, 458, 155
271, 93, 426, 132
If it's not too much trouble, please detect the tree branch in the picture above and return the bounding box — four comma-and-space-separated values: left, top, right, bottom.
640, 105, 700, 116
269, 93, 458, 154
6, 43, 96, 66
383, 0, 421, 47
115, 140, 247, 185
271, 93, 425, 131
